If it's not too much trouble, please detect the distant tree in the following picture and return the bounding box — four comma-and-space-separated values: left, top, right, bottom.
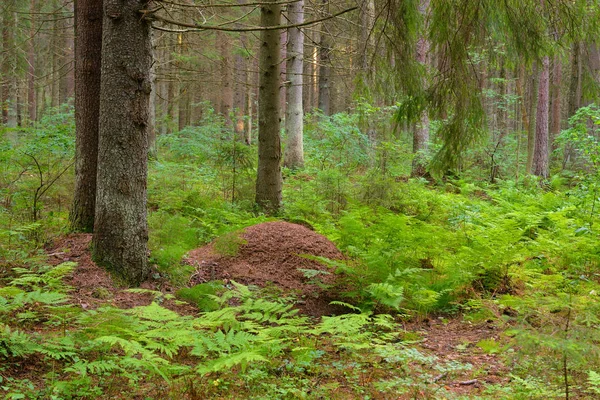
533, 56, 550, 178
283, 0, 305, 170
318, 0, 332, 115
70, 0, 103, 232
411, 0, 430, 178
92, 0, 152, 285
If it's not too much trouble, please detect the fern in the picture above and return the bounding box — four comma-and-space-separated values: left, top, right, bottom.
0, 324, 38, 358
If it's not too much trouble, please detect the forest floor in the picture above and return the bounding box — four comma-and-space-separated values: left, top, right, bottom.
41, 221, 510, 398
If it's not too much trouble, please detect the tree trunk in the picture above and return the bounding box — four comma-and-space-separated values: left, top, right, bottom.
1, 3, 12, 124
27, 0, 37, 123
411, 0, 430, 177
550, 55, 562, 149
218, 31, 234, 125
318, 1, 331, 115
70, 0, 103, 232
234, 1, 248, 140
255, 0, 282, 214
93, 0, 152, 285
284, 0, 304, 170
358, 0, 375, 72
148, 29, 157, 156
526, 63, 539, 174
533, 56, 550, 179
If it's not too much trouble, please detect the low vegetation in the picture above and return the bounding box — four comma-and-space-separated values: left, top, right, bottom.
2, 105, 600, 398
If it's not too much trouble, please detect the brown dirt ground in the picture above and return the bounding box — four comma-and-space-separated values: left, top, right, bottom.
184, 221, 346, 316
46, 234, 196, 315
407, 318, 511, 396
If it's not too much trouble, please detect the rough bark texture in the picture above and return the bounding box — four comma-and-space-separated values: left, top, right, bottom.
533, 56, 550, 179
70, 0, 103, 233
255, 1, 282, 214
411, 0, 430, 177
283, 0, 304, 170
93, 0, 152, 285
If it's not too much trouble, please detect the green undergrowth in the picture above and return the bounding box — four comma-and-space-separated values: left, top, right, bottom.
3, 106, 600, 397
1, 260, 482, 399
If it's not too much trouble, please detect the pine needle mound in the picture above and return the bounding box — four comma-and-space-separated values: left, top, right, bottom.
185, 221, 345, 315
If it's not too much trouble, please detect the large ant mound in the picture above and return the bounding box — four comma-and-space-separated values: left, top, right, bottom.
185, 221, 345, 316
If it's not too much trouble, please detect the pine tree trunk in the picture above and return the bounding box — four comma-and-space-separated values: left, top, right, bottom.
284, 0, 304, 169
255, 0, 282, 214
533, 56, 550, 179
93, 0, 152, 285
70, 0, 103, 233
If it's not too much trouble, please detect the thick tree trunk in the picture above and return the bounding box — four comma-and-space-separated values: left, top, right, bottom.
533, 56, 550, 179
255, 0, 282, 214
70, 0, 103, 232
93, 0, 152, 285
284, 0, 304, 170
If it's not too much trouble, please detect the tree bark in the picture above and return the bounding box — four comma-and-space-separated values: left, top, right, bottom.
550, 55, 562, 149
234, 0, 248, 140
93, 0, 152, 285
318, 1, 331, 115
1, 3, 12, 124
284, 0, 304, 169
27, 0, 37, 123
526, 63, 539, 174
70, 0, 103, 232
533, 56, 550, 179
411, 0, 430, 177
255, 0, 282, 214
358, 0, 375, 72
218, 31, 234, 125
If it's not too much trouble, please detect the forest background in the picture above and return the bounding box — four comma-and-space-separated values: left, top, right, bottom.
1, 0, 600, 398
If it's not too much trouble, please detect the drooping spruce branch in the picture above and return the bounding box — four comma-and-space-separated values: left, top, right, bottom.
142, 5, 357, 32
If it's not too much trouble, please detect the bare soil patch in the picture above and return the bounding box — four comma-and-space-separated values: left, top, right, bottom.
408, 317, 510, 396
185, 221, 346, 316
46, 234, 195, 314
